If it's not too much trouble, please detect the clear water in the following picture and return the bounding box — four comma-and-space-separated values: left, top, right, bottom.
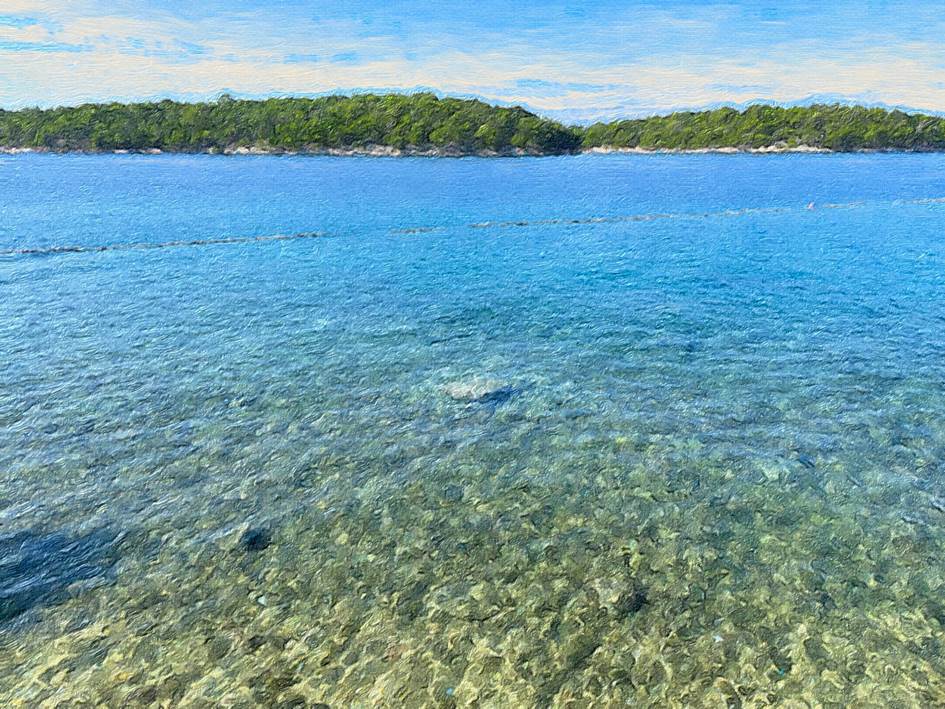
2, 153, 945, 707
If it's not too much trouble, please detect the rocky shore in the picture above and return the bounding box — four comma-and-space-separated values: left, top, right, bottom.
10, 143, 941, 157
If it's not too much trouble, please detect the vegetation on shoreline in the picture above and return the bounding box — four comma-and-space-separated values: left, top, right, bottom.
582, 104, 945, 152
0, 94, 580, 155
2, 93, 945, 155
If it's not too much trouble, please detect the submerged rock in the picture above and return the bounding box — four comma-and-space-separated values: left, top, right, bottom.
207, 636, 232, 661
443, 377, 514, 404
614, 588, 648, 618
0, 527, 121, 622
796, 454, 816, 470
442, 484, 465, 503
239, 527, 272, 552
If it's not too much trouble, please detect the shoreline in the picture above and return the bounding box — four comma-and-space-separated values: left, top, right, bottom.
581, 144, 831, 155
0, 145, 543, 158
5, 144, 943, 157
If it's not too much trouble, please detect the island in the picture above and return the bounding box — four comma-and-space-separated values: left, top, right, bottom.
3, 92, 945, 156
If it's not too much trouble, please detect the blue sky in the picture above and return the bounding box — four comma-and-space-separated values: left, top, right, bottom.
1, 1, 943, 120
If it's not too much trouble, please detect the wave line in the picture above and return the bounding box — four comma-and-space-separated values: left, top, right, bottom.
389, 196, 945, 235
0, 231, 331, 258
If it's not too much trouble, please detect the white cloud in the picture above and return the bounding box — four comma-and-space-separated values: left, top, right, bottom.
3, 4, 945, 119
0, 22, 54, 43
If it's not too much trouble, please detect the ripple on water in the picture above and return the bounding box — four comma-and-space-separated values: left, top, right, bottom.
2, 154, 945, 706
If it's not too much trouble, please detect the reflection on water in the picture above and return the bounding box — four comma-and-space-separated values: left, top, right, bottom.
2, 154, 945, 706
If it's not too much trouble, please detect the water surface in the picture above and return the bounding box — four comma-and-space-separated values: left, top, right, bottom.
2, 153, 945, 706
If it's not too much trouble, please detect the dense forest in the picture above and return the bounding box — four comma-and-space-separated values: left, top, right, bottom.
2, 93, 945, 154
581, 104, 945, 152
0, 93, 580, 155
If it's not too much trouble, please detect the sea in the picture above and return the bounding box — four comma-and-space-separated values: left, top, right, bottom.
1, 152, 945, 706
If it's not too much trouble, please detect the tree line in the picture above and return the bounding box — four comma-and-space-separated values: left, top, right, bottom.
0, 93, 579, 155
2, 93, 944, 154
582, 104, 945, 151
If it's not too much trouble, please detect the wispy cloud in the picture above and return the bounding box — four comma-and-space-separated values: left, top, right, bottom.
0, 15, 41, 27
2, 1, 944, 119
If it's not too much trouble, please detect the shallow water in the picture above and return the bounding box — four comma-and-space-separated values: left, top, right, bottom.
2, 153, 945, 707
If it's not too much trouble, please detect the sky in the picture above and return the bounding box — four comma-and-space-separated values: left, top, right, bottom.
1, 0, 944, 121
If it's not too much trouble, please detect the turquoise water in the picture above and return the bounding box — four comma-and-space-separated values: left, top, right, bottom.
2, 153, 945, 706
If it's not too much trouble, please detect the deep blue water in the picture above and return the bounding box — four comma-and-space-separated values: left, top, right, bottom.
1, 153, 945, 705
